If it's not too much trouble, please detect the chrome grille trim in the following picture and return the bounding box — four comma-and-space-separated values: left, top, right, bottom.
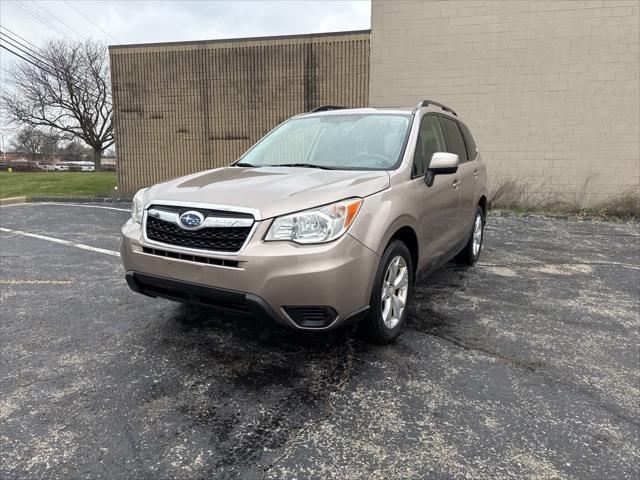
147, 208, 254, 229
141, 200, 260, 256
144, 199, 261, 220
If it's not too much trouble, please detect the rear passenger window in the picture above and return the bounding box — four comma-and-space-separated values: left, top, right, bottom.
440, 117, 469, 163
459, 122, 478, 160
412, 115, 446, 177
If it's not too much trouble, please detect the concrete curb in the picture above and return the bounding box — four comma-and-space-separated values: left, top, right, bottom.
27, 196, 132, 203
0, 196, 27, 206
488, 209, 639, 223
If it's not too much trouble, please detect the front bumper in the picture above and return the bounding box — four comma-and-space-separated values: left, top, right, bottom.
120, 219, 378, 330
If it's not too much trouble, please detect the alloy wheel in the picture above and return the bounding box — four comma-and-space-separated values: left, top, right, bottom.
381, 255, 409, 329
472, 213, 483, 257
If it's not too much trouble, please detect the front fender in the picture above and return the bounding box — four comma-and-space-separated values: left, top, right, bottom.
350, 190, 420, 258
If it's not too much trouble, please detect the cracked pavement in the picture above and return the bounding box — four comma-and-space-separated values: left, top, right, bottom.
1, 203, 638, 479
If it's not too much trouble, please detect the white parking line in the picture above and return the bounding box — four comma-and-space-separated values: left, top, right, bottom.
0, 227, 120, 257
0, 202, 130, 212
43, 202, 130, 212
479, 261, 640, 271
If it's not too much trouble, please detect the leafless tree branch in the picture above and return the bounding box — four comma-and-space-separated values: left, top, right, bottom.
10, 126, 60, 160
1, 39, 113, 170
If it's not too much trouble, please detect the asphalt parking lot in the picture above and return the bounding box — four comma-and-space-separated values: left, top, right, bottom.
1, 202, 638, 479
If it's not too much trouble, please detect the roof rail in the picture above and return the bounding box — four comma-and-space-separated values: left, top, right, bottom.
310, 105, 347, 113
414, 100, 457, 116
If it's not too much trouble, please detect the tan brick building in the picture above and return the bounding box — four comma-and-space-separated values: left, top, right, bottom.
370, 0, 640, 205
111, 2, 639, 205
109, 31, 370, 193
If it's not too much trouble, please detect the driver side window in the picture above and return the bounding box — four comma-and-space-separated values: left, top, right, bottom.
412, 115, 446, 177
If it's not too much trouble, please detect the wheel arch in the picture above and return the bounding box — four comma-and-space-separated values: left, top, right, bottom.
478, 195, 487, 218
386, 225, 419, 274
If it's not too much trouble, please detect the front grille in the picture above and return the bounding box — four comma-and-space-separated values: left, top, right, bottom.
145, 206, 253, 252
141, 247, 240, 268
148, 205, 254, 219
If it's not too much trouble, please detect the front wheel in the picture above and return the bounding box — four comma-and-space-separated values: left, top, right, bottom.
457, 206, 485, 265
363, 240, 414, 344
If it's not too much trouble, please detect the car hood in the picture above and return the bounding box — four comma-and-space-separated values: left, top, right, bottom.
145, 166, 390, 219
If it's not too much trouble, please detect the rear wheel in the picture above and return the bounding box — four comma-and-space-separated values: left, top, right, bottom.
457, 206, 484, 265
363, 240, 413, 344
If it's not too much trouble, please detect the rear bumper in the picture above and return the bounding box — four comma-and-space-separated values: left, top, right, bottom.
121, 219, 378, 330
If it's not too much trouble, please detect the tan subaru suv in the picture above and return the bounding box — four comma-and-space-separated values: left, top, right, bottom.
121, 100, 487, 344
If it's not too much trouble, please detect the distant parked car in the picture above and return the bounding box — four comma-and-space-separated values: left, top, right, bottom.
53, 164, 69, 172
0, 162, 7, 171
67, 161, 95, 172
39, 164, 55, 172
10, 161, 39, 172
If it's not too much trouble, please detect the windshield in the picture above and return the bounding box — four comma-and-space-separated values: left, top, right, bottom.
237, 114, 412, 170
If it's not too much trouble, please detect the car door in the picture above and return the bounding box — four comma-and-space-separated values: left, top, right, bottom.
411, 114, 461, 266
456, 121, 481, 233
439, 116, 471, 238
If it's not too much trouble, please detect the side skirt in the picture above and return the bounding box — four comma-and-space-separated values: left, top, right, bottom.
416, 236, 468, 282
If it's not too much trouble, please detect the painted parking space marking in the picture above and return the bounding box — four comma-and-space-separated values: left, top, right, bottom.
0, 227, 120, 257
479, 261, 640, 271
0, 202, 130, 212
0, 279, 75, 285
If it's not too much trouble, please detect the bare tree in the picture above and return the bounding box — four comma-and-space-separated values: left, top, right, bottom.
10, 127, 59, 160
2, 39, 113, 170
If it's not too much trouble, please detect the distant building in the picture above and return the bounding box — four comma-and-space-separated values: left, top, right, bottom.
1, 152, 62, 163
2, 152, 30, 162
109, 31, 370, 193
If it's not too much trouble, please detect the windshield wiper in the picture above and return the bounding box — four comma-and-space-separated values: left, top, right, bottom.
234, 162, 256, 167
267, 163, 337, 170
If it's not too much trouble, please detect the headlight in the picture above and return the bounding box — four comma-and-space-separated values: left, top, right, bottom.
265, 198, 362, 244
131, 188, 148, 224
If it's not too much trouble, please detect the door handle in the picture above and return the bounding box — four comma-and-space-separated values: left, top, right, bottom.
473, 170, 480, 179
452, 179, 460, 190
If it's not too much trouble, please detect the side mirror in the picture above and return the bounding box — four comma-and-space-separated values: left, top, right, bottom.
425, 152, 459, 187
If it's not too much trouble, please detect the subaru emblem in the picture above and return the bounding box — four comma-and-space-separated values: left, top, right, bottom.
179, 210, 204, 229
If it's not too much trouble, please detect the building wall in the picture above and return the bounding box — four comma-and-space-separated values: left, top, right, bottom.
370, 0, 640, 204
110, 31, 370, 193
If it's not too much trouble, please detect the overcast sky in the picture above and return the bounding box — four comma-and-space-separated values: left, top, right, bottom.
0, 0, 370, 46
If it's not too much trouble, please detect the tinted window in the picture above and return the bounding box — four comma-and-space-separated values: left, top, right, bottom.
412, 115, 446, 177
459, 122, 477, 160
440, 117, 468, 163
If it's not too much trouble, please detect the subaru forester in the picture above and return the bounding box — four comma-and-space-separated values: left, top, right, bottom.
121, 100, 487, 344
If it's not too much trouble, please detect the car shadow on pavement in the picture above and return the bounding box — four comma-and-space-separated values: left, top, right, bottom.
141, 303, 369, 474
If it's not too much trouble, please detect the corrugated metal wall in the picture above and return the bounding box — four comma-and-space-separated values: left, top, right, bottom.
109, 31, 370, 194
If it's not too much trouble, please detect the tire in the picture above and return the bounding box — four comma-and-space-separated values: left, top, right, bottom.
363, 240, 414, 345
456, 206, 485, 265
